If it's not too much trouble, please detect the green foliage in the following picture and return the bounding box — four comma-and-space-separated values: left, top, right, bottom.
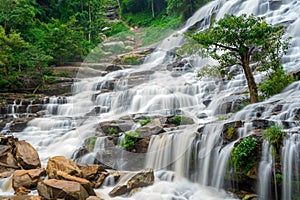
234, 99, 250, 112
103, 22, 129, 37
140, 118, 152, 126
24, 94, 40, 99
232, 137, 258, 173
120, 132, 139, 148
259, 67, 296, 98
263, 126, 286, 156
190, 14, 290, 104
108, 127, 118, 135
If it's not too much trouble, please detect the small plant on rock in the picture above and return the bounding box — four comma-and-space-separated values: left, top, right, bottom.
108, 127, 118, 135
120, 132, 139, 148
140, 118, 152, 126
232, 137, 258, 173
263, 125, 286, 156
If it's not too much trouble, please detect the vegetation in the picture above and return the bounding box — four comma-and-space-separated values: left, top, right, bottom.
140, 118, 152, 126
232, 137, 258, 173
191, 14, 291, 103
120, 132, 139, 148
258, 67, 296, 98
108, 127, 119, 135
263, 125, 286, 156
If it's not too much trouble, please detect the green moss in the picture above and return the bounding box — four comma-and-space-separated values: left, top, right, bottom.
24, 94, 40, 99
140, 118, 152, 126
88, 137, 97, 152
120, 55, 143, 65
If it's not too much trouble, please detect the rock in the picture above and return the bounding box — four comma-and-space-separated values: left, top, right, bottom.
135, 138, 150, 153
137, 118, 165, 138
46, 156, 82, 179
127, 169, 154, 190
95, 171, 109, 188
97, 120, 133, 135
0, 196, 42, 200
293, 108, 300, 120
251, 119, 270, 130
109, 169, 154, 197
197, 113, 208, 119
76, 163, 101, 180
12, 168, 46, 195
15, 140, 41, 169
242, 194, 259, 200
86, 196, 105, 200
37, 179, 89, 200
55, 170, 96, 196
222, 121, 243, 145
109, 185, 128, 197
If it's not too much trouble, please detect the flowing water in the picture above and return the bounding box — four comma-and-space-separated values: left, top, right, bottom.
1, 0, 300, 199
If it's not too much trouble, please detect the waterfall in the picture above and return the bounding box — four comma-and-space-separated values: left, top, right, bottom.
281, 133, 300, 200
258, 141, 275, 200
2, 0, 299, 199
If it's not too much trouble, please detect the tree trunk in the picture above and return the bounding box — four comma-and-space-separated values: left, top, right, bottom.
151, 0, 155, 18
88, 0, 91, 42
242, 55, 259, 103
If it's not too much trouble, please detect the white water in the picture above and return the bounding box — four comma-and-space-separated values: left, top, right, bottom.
1, 0, 300, 199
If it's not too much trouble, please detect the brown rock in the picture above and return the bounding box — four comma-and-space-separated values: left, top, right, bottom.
0, 196, 42, 200
127, 168, 154, 190
37, 179, 89, 200
12, 168, 46, 195
15, 140, 41, 169
109, 169, 154, 197
76, 163, 101, 180
86, 196, 105, 200
46, 156, 82, 179
95, 171, 109, 188
109, 184, 128, 197
55, 170, 96, 196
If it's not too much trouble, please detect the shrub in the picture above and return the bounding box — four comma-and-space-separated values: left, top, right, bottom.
263, 125, 286, 156
232, 137, 258, 173
120, 132, 138, 148
259, 67, 296, 98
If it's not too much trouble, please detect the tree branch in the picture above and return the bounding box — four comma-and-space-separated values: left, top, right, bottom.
213, 43, 239, 52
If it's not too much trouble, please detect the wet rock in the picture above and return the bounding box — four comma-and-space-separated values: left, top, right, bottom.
222, 120, 243, 145
166, 115, 194, 126
12, 168, 46, 195
94, 171, 109, 188
46, 156, 82, 179
251, 119, 270, 130
109, 169, 154, 197
55, 170, 96, 196
137, 118, 165, 138
15, 140, 41, 169
197, 113, 208, 119
293, 108, 300, 120
127, 168, 154, 189
37, 179, 89, 200
97, 120, 133, 135
135, 138, 150, 153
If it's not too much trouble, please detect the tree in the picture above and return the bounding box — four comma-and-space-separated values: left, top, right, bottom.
191, 14, 289, 103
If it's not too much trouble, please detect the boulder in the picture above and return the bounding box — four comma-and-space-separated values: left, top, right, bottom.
137, 118, 165, 138
55, 170, 96, 196
94, 171, 109, 188
12, 168, 46, 195
37, 179, 89, 200
15, 140, 41, 169
46, 156, 82, 179
76, 163, 101, 180
109, 169, 154, 197
222, 121, 243, 145
127, 168, 154, 190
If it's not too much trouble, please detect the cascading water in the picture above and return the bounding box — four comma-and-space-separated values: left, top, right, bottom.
2, 0, 300, 199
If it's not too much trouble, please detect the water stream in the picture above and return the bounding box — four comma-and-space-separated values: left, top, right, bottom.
1, 0, 300, 199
